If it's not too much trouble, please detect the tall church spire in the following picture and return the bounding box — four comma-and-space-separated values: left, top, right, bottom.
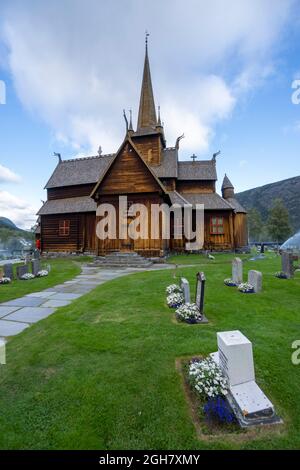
137, 33, 157, 131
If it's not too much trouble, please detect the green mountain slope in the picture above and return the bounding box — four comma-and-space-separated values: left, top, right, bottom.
236, 175, 300, 231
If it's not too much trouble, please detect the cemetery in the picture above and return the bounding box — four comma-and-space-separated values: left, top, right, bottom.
0, 251, 299, 449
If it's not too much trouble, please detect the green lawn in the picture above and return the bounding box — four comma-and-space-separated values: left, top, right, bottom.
0, 254, 299, 449
0, 257, 91, 303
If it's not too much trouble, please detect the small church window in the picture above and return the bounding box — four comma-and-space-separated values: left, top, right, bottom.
59, 220, 70, 236
210, 217, 224, 235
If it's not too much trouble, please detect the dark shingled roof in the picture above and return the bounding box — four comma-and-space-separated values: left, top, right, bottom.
168, 191, 190, 206
151, 148, 178, 178
178, 161, 217, 180
222, 174, 234, 189
182, 193, 233, 210
37, 196, 97, 215
44, 154, 114, 189
226, 197, 247, 213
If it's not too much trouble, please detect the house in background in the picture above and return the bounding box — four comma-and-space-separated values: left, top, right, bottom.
37, 41, 248, 257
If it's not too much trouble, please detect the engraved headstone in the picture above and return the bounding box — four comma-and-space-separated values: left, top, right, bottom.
211, 330, 281, 427
3, 264, 13, 280
31, 259, 41, 276
248, 270, 262, 293
180, 277, 190, 303
232, 257, 243, 285
195, 272, 206, 314
281, 252, 294, 279
16, 264, 29, 279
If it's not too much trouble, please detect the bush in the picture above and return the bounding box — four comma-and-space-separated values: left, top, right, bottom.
188, 357, 228, 399
166, 292, 184, 308
165, 284, 183, 295
175, 303, 202, 323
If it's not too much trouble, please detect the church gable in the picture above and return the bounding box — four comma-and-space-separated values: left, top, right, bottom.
92, 140, 165, 195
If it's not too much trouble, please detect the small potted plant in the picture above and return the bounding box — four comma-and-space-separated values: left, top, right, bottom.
175, 303, 202, 324
275, 271, 288, 279
224, 278, 237, 287
166, 284, 183, 295
237, 282, 254, 293
166, 292, 184, 308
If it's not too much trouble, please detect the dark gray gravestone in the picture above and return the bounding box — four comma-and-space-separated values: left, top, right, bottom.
281, 252, 294, 279
3, 264, 14, 280
195, 272, 208, 323
16, 264, 29, 279
31, 259, 41, 276
195, 272, 206, 315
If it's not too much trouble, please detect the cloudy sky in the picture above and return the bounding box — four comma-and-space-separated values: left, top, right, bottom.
0, 0, 300, 229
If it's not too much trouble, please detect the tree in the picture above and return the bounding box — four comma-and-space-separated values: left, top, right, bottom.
248, 208, 263, 241
267, 199, 292, 244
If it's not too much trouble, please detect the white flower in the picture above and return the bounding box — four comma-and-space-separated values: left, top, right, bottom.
166, 293, 184, 307
188, 357, 229, 400
0, 277, 11, 284
36, 270, 49, 277
20, 273, 35, 280
166, 284, 183, 295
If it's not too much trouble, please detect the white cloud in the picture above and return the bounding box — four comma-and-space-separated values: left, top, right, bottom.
0, 190, 37, 229
0, 0, 295, 156
0, 163, 21, 183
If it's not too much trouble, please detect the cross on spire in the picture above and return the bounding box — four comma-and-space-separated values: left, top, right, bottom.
191, 153, 197, 162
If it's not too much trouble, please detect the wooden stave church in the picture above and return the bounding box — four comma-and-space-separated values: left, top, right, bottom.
37, 42, 248, 257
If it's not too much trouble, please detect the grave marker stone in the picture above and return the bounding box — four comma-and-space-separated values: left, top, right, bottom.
180, 277, 190, 303
281, 252, 294, 279
31, 259, 41, 276
232, 257, 243, 285
16, 264, 29, 279
211, 330, 281, 427
248, 270, 262, 293
195, 272, 206, 314
3, 264, 13, 280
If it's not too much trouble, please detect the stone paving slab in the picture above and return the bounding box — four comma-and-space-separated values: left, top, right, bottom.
50, 293, 82, 300
0, 320, 29, 337
0, 306, 21, 318
2, 297, 46, 308
26, 291, 57, 298
42, 299, 72, 308
5, 307, 55, 323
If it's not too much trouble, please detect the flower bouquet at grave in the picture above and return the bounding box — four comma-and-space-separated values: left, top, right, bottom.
223, 278, 237, 287
275, 271, 288, 279
36, 270, 49, 277
166, 292, 184, 308
0, 277, 11, 285
175, 303, 202, 324
20, 273, 35, 280
237, 282, 254, 293
188, 357, 229, 400
165, 284, 183, 295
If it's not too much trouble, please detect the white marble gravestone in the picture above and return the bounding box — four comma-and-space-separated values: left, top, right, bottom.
0, 339, 6, 365
232, 257, 243, 285
248, 270, 262, 293
211, 330, 280, 427
216, 330, 255, 386
180, 278, 190, 303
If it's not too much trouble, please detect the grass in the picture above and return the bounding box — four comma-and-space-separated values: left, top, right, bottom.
0, 253, 299, 449
0, 257, 92, 303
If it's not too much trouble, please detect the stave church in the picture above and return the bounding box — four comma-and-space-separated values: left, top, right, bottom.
37, 40, 248, 257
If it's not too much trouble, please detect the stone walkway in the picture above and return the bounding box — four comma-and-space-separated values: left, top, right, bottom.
0, 263, 171, 339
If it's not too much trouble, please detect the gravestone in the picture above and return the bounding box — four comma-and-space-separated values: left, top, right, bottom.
0, 339, 6, 365
16, 264, 29, 279
281, 252, 294, 279
211, 330, 281, 427
248, 270, 262, 293
232, 257, 243, 285
3, 264, 14, 280
180, 277, 190, 303
195, 272, 206, 314
31, 259, 41, 276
